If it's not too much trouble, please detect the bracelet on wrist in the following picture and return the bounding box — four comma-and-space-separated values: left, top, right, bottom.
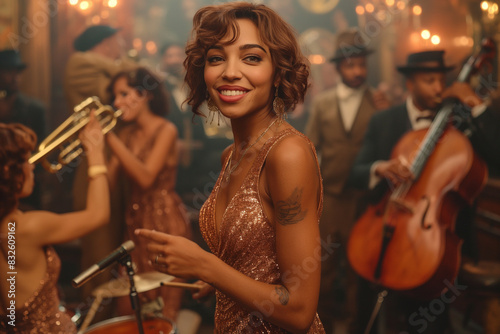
88, 165, 107, 179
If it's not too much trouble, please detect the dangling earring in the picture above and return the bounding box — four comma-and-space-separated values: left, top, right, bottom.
273, 86, 286, 124
207, 97, 222, 125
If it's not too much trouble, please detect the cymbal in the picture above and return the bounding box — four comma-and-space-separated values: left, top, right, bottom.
92, 272, 175, 297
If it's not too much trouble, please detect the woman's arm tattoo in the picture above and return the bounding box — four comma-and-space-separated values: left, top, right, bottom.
276, 187, 307, 225
275, 285, 290, 305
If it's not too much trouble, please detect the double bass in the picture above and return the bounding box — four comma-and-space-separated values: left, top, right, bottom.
347, 39, 496, 300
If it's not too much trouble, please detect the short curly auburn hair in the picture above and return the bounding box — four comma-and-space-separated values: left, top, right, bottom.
0, 123, 36, 220
184, 2, 310, 116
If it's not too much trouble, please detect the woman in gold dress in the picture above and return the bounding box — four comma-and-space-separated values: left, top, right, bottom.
0, 116, 109, 333
105, 67, 191, 321
136, 3, 325, 333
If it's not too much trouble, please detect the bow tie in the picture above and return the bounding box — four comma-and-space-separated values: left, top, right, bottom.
416, 114, 435, 122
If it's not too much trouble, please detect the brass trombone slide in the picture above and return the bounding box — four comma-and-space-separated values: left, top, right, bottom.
29, 96, 122, 173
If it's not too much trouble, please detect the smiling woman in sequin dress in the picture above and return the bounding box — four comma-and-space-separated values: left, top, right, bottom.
104, 67, 191, 322
135, 3, 325, 333
0, 116, 109, 334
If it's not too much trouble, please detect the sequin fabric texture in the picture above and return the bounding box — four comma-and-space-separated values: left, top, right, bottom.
0, 247, 76, 333
199, 128, 325, 333
124, 125, 191, 309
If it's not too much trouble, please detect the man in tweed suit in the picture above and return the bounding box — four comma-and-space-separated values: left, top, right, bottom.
305, 28, 389, 333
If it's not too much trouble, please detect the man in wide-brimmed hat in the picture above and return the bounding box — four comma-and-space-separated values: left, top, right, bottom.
64, 24, 136, 111
305, 28, 390, 333
348, 49, 500, 333
0, 49, 46, 210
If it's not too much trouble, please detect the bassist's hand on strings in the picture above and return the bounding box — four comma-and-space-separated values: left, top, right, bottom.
374, 156, 413, 187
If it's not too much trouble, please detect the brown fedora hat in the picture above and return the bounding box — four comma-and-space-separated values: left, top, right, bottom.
397, 50, 455, 74
329, 28, 374, 63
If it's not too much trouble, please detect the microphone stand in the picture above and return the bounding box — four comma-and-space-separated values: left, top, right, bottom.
119, 254, 144, 334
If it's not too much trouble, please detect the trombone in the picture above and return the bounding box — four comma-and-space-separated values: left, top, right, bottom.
29, 96, 122, 173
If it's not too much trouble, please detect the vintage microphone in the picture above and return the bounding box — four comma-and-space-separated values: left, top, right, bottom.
72, 240, 135, 288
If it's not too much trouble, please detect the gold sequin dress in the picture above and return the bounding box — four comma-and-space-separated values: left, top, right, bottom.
123, 125, 191, 315
0, 247, 77, 333
199, 128, 325, 333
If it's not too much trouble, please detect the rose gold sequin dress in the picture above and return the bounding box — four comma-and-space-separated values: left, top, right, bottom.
199, 128, 326, 333
0, 247, 76, 333
123, 125, 191, 316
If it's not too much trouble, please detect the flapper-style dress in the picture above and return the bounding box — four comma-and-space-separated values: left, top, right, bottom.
0, 247, 77, 334
123, 124, 191, 317
199, 128, 326, 333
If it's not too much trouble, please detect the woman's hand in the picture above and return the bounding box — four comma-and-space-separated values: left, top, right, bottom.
191, 280, 215, 301
79, 110, 105, 161
134, 229, 210, 280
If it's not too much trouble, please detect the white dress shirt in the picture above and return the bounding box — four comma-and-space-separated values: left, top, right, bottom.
336, 82, 366, 132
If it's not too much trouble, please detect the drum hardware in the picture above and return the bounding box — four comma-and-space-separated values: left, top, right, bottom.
91, 272, 176, 297
76, 272, 200, 333
73, 242, 201, 333
73, 241, 145, 334
121, 254, 146, 334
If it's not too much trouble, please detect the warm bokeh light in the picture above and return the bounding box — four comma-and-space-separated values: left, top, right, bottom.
413, 5, 422, 16
397, 1, 406, 10
375, 11, 387, 21
145, 41, 157, 54
69, 0, 79, 5
421, 29, 431, 40
431, 35, 440, 45
308, 54, 326, 65
386, 0, 395, 6
79, 1, 90, 10
107, 0, 118, 8
365, 3, 375, 13
492, 3, 499, 13
133, 38, 143, 51
410, 32, 420, 44
91, 15, 101, 24
355, 5, 365, 15
101, 10, 109, 19
481, 1, 489, 11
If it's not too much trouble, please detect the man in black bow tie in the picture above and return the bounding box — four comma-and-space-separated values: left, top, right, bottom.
347, 50, 500, 334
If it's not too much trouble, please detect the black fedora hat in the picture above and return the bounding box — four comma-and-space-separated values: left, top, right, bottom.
74, 25, 120, 52
329, 29, 374, 63
397, 50, 455, 74
0, 50, 27, 70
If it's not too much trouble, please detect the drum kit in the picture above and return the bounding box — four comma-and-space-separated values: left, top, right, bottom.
77, 271, 201, 334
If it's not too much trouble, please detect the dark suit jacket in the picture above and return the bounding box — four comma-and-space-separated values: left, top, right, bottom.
348, 103, 411, 190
